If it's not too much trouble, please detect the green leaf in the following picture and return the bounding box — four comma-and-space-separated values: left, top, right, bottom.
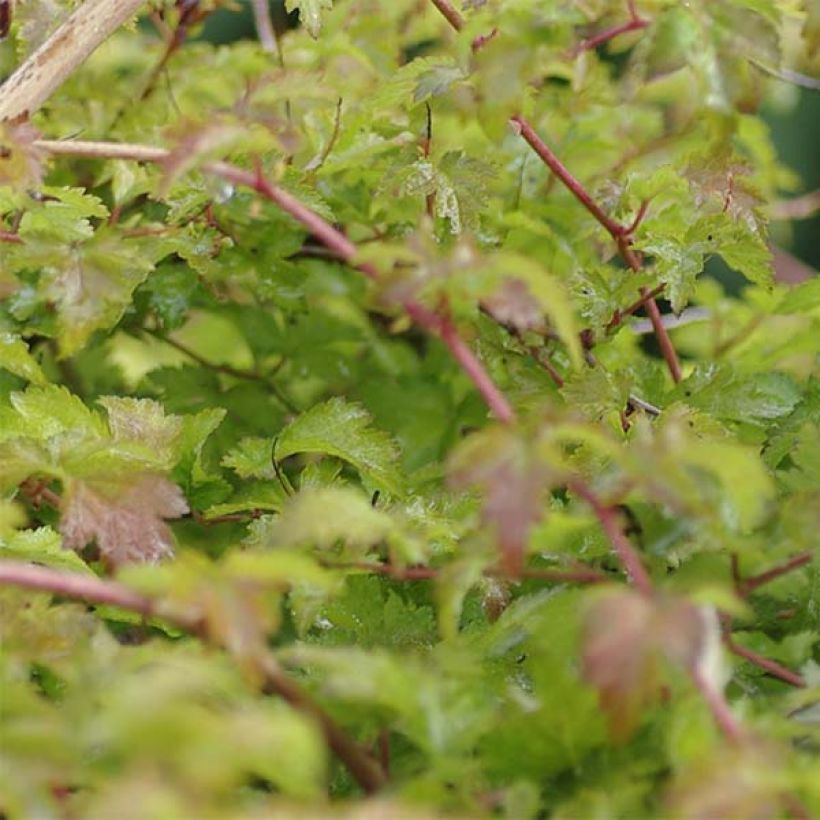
275, 398, 403, 495
248, 486, 394, 554
285, 0, 333, 38
0, 333, 47, 385
0, 526, 93, 573
673, 365, 801, 426
222, 437, 275, 479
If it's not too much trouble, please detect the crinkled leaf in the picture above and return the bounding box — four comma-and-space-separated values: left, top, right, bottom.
0, 333, 47, 385
583, 590, 721, 742
98, 396, 183, 468
60, 475, 189, 565
248, 486, 393, 554
275, 398, 403, 495
449, 426, 549, 574
222, 437, 275, 479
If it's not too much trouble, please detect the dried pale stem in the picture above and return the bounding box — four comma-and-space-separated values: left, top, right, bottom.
569, 482, 653, 595
0, 560, 387, 793
769, 189, 820, 221
251, 0, 279, 57
0, 0, 146, 121
35, 138, 515, 423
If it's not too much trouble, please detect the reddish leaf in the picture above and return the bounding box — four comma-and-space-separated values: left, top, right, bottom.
159, 120, 245, 195
449, 427, 548, 575
582, 590, 714, 742
482, 278, 545, 332
665, 742, 790, 819
0, 118, 46, 191
60, 475, 188, 566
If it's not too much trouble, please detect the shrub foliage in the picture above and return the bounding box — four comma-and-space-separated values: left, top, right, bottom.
1, 0, 818, 816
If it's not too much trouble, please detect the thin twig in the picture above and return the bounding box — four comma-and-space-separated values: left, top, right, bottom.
489, 313, 564, 387
569, 482, 653, 594
305, 97, 343, 172
740, 551, 813, 596
690, 664, 745, 743
626, 394, 661, 416
0, 560, 388, 793
575, 10, 648, 54
713, 315, 765, 359
256, 654, 387, 793
143, 328, 298, 413
511, 116, 624, 238
768, 190, 820, 221
641, 292, 682, 382
429, 0, 464, 32
606, 283, 665, 331
726, 637, 805, 688
20, 478, 63, 510
425, 8, 681, 383
748, 59, 820, 91
321, 560, 607, 585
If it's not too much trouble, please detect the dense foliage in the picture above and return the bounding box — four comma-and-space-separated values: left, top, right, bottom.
1, 0, 818, 816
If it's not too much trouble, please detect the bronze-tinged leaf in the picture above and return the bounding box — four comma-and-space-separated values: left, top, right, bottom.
582, 589, 658, 742
60, 475, 189, 566
665, 742, 790, 819
159, 120, 246, 196
582, 590, 715, 742
684, 151, 765, 234
0, 118, 46, 191
449, 426, 548, 575
482, 278, 545, 332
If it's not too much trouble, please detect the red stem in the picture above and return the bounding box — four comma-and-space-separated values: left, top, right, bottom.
512, 118, 681, 382
740, 551, 813, 595
220, 163, 516, 422
0, 561, 159, 617
569, 482, 653, 595
322, 560, 607, 585
406, 303, 515, 423
642, 291, 682, 382
576, 15, 648, 54
425, 7, 681, 384
726, 638, 805, 688
690, 664, 745, 743
606, 283, 665, 331
511, 116, 624, 238
0, 560, 387, 793
429, 0, 464, 31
